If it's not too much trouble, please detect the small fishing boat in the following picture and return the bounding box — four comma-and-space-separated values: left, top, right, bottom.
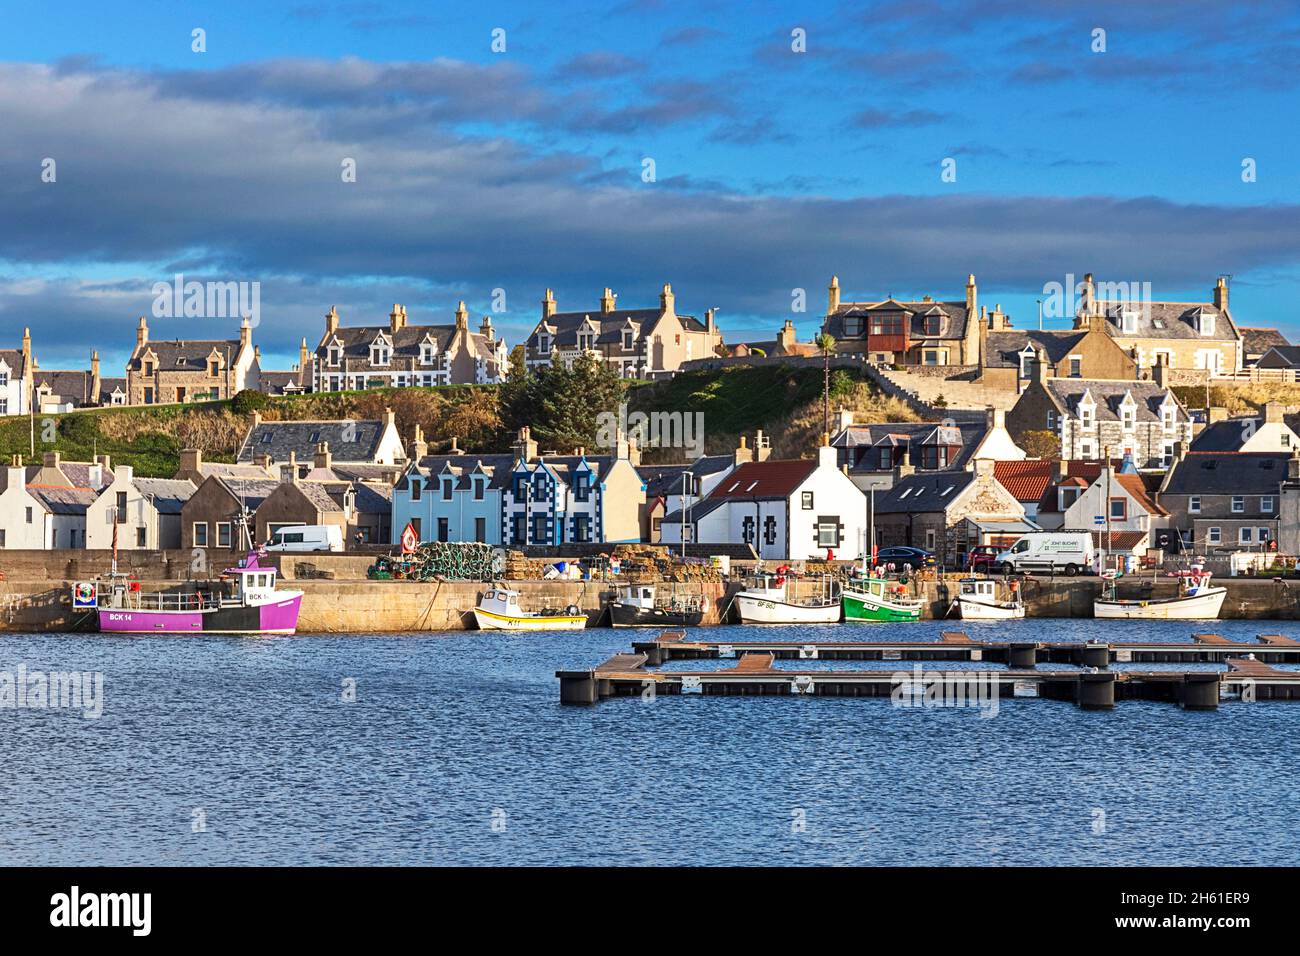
734, 574, 841, 625
842, 570, 924, 622
607, 584, 704, 628
83, 551, 303, 635
1093, 571, 1226, 620
953, 577, 1024, 620
471, 587, 587, 630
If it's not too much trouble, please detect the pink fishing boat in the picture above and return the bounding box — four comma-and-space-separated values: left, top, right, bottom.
78, 551, 303, 635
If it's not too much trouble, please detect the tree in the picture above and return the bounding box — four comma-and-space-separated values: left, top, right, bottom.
815, 332, 836, 438
499, 354, 625, 453
1019, 429, 1061, 459
231, 389, 269, 415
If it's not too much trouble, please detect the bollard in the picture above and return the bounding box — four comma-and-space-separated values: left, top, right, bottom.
1180, 673, 1220, 710
1080, 641, 1110, 668
1008, 643, 1037, 668
557, 671, 598, 705
1076, 671, 1116, 710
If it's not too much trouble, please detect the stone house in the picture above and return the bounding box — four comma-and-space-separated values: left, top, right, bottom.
1157, 448, 1287, 553
252, 480, 349, 547
524, 284, 722, 378
236, 411, 405, 468
821, 273, 983, 366
868, 462, 1027, 561
978, 315, 1138, 391
1006, 372, 1192, 468
125, 316, 259, 404
1070, 273, 1243, 377
181, 474, 280, 550
312, 302, 507, 391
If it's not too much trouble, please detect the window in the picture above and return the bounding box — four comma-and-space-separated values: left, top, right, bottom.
1122, 408, 1135, 429
511, 515, 525, 543
537, 333, 551, 353
1232, 496, 1244, 513
217, 522, 232, 548
573, 474, 591, 502
1079, 406, 1094, 429
844, 317, 864, 337
869, 314, 904, 336
371, 342, 391, 366
1261, 496, 1275, 513
442, 479, 453, 501
816, 519, 839, 548
573, 515, 591, 543
924, 314, 943, 336
1162, 444, 1175, 467
1121, 311, 1137, 334
1080, 441, 1095, 459
802, 491, 814, 510
1069, 357, 1082, 378
1189, 496, 1201, 514
1047, 411, 1056, 431
136, 527, 146, 547
1240, 527, 1253, 544
473, 479, 485, 502
741, 516, 755, 545
577, 331, 595, 351
763, 515, 777, 545
531, 514, 548, 543
1019, 350, 1034, 378
409, 478, 422, 501
1110, 498, 1127, 520
116, 492, 127, 523
532, 476, 547, 502
878, 448, 893, 470
923, 350, 941, 366
1207, 526, 1221, 545
474, 517, 486, 543
24, 506, 32, 524
437, 518, 449, 542
1260, 527, 1271, 542
622, 330, 635, 350
194, 522, 208, 547
925, 528, 936, 550
327, 347, 341, 366
144, 387, 154, 404
410, 518, 421, 538
513, 475, 528, 499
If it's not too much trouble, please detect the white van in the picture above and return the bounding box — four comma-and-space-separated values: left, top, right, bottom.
264, 525, 344, 553
995, 531, 1094, 576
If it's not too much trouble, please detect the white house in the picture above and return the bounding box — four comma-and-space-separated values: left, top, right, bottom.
661, 444, 868, 560
85, 466, 195, 550
1060, 464, 1169, 558
0, 461, 47, 548
0, 329, 34, 417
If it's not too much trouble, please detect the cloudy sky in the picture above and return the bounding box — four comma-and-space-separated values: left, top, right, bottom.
2, 0, 1299, 371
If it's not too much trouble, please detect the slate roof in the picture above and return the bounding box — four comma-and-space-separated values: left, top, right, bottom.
237, 419, 388, 463
258, 370, 305, 395
1162, 452, 1290, 496
1241, 328, 1289, 358
27, 485, 98, 515
296, 481, 345, 512
824, 298, 969, 342
535, 307, 708, 352
195, 462, 276, 480
317, 320, 501, 374
129, 339, 241, 371
1044, 380, 1186, 422
637, 456, 733, 498
0, 349, 29, 376
873, 471, 976, 514
134, 478, 196, 515
100, 377, 127, 398
58, 462, 112, 491
1088, 299, 1237, 342
709, 459, 818, 501
660, 497, 730, 524
33, 369, 94, 405
831, 421, 988, 471
1257, 346, 1300, 369
409, 454, 515, 491
1190, 417, 1280, 452
214, 477, 281, 509
982, 330, 1089, 369
352, 482, 393, 515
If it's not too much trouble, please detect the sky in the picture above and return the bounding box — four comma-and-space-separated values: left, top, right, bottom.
2, 0, 1299, 371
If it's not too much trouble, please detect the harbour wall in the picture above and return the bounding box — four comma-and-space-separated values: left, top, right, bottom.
3, 560, 1300, 631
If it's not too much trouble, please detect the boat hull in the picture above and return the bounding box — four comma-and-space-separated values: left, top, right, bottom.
472, 607, 588, 631
1093, 587, 1227, 620
842, 589, 923, 622
97, 593, 303, 635
609, 603, 704, 628
957, 598, 1025, 620
735, 593, 840, 625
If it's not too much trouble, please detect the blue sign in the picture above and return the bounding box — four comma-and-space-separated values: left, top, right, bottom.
1093, 516, 1105, 525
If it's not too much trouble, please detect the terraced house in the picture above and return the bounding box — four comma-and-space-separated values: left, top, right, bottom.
1159, 447, 1287, 553
524, 284, 722, 378
1006, 372, 1192, 469
821, 273, 984, 366
499, 427, 645, 546
125, 315, 259, 404
312, 302, 507, 391
392, 431, 509, 545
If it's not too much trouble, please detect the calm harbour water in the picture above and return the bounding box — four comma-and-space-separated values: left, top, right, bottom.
2, 619, 1296, 866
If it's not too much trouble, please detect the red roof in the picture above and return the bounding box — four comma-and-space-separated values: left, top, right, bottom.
1115, 472, 1168, 516
710, 458, 817, 500
1090, 530, 1149, 552
993, 460, 1054, 501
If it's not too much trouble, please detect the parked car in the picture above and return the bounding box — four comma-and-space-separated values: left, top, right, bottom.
875, 546, 935, 569
965, 545, 1002, 572
264, 524, 344, 553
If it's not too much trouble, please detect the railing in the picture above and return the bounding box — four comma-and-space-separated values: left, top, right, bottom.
1213, 368, 1300, 383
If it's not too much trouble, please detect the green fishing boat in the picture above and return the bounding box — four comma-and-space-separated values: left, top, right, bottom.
842, 575, 924, 622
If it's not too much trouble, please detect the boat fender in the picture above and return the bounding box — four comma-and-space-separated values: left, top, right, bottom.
566, 604, 580, 616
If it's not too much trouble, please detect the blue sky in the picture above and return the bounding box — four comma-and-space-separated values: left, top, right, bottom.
2, 0, 1299, 370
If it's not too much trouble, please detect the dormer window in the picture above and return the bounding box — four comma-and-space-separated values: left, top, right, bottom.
924, 313, 943, 336
1198, 310, 1215, 336
371, 339, 391, 366
1122, 406, 1135, 430
622, 329, 635, 350
844, 316, 864, 337
537, 333, 551, 353
420, 342, 436, 364
1018, 347, 1035, 378
1079, 404, 1095, 429
578, 330, 596, 351
327, 346, 341, 366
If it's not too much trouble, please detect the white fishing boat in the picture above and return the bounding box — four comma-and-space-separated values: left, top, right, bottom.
734, 574, 841, 625
1093, 571, 1226, 620
471, 587, 587, 631
954, 577, 1024, 620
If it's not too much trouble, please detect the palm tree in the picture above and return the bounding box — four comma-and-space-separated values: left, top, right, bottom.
815, 332, 836, 439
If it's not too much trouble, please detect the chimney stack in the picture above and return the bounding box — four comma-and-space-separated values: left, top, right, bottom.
240, 316, 252, 346
778, 319, 797, 353
1214, 276, 1229, 312
390, 304, 406, 335
382, 407, 395, 430
449, 436, 462, 455
299, 338, 310, 386
542, 288, 557, 319
1031, 346, 1050, 385
828, 275, 841, 315
601, 287, 617, 313
90, 350, 100, 379
325, 305, 339, 336
733, 435, 753, 467
659, 282, 675, 316
181, 448, 201, 475
135, 316, 148, 348
410, 424, 428, 461
513, 426, 538, 462
1080, 272, 1096, 316
988, 303, 1009, 331
480, 315, 494, 341
455, 301, 469, 331
705, 308, 716, 335
1264, 401, 1283, 424
966, 273, 977, 319
314, 442, 332, 471
754, 430, 772, 462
